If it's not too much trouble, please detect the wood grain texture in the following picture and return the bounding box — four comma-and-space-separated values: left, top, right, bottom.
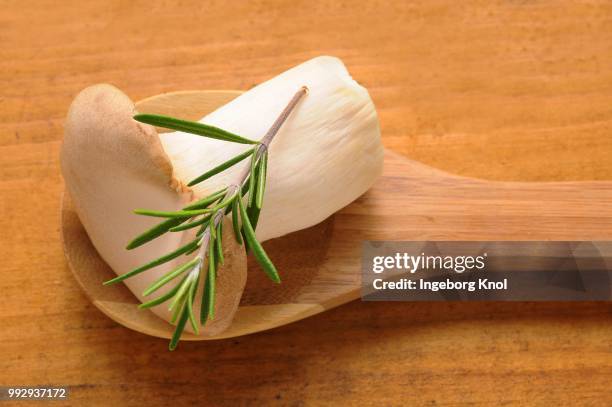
1, 1, 612, 406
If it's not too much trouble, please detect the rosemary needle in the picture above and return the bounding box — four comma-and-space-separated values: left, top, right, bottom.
139, 274, 189, 309
231, 198, 242, 244
255, 152, 267, 209
134, 208, 213, 218
188, 148, 255, 187
126, 217, 186, 250
143, 257, 200, 296
104, 239, 199, 285
134, 114, 258, 145
169, 215, 211, 232
247, 150, 259, 208
238, 197, 280, 283
206, 242, 216, 319
169, 276, 191, 315
183, 189, 226, 210
200, 243, 216, 323
169, 310, 190, 351
186, 274, 199, 334
215, 222, 224, 265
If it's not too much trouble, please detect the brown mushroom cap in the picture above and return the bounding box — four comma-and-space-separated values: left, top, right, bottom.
61, 84, 247, 336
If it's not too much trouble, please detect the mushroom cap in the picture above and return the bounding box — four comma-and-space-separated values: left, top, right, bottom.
61, 84, 246, 335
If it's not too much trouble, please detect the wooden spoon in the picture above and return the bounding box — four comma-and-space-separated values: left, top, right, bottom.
61, 90, 612, 340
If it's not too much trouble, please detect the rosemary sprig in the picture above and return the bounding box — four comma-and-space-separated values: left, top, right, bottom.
106, 87, 308, 350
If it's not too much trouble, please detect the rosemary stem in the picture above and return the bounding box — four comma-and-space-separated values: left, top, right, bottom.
260, 86, 309, 149
193, 86, 308, 269
238, 85, 309, 186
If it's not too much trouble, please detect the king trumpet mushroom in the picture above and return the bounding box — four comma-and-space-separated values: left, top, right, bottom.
61, 56, 384, 349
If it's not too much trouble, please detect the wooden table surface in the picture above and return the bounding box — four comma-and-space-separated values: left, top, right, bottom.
2, 1, 611, 405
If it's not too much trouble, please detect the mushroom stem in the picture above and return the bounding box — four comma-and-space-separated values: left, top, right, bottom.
195, 86, 309, 261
